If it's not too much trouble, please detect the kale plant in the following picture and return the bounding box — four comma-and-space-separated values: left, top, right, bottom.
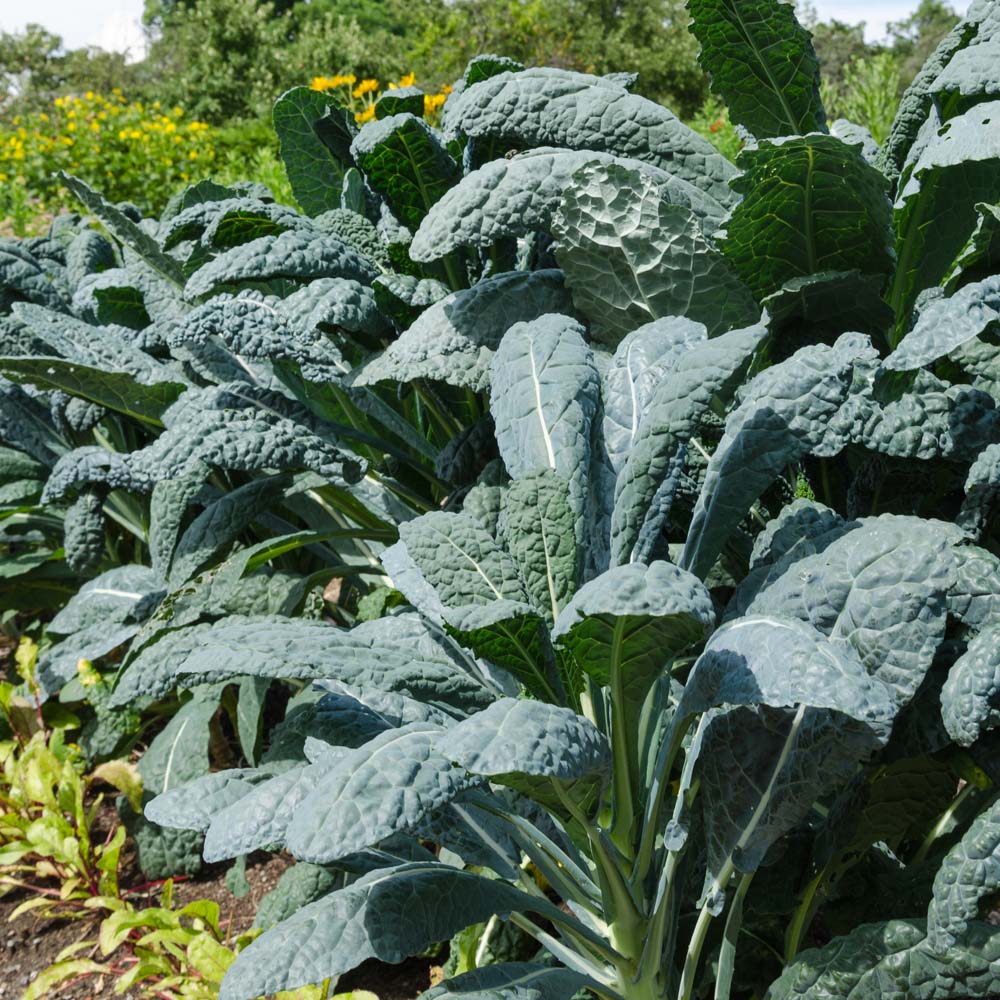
3, 0, 1000, 994
136, 1, 1000, 998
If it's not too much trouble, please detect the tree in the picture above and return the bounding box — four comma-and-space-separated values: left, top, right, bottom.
0, 24, 134, 121
406, 0, 707, 115
886, 0, 960, 83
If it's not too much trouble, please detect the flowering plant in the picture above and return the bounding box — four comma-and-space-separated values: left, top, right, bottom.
0, 90, 214, 226
310, 72, 452, 123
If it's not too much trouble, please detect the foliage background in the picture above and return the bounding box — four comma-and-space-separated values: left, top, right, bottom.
0, 0, 962, 232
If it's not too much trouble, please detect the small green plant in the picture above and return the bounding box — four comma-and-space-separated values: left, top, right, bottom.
0, 723, 142, 917
22, 878, 333, 1000
836, 52, 903, 143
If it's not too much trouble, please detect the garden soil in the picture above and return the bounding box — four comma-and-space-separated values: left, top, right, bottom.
0, 851, 436, 999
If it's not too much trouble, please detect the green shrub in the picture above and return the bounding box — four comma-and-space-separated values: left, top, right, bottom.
0, 90, 215, 217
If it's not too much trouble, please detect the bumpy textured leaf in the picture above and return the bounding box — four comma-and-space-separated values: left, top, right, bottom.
875, 0, 989, 180
0, 243, 68, 314
602, 316, 707, 475
930, 3, 1000, 103
37, 622, 139, 694
0, 378, 63, 464
62, 173, 185, 288
552, 162, 758, 343
886, 273, 1000, 371
350, 114, 460, 232
423, 963, 593, 1000
441, 601, 563, 703
50, 565, 165, 634
442, 68, 739, 207
447, 698, 608, 785
747, 515, 957, 709
679, 615, 894, 733
409, 148, 730, 263
285, 724, 472, 862
354, 270, 575, 391
166, 293, 348, 383
43, 386, 364, 503
766, 918, 1000, 999
490, 314, 599, 532
147, 470, 210, 580
856, 374, 1000, 462
553, 561, 714, 691
168, 475, 291, 587
124, 811, 204, 880
281, 275, 387, 337
720, 135, 892, 303
372, 273, 450, 327
0, 445, 46, 504
11, 303, 180, 387
65, 229, 116, 290
502, 472, 578, 623
940, 624, 1000, 746
393, 511, 529, 611
145, 767, 271, 832
160, 197, 309, 250
688, 0, 825, 138
184, 230, 377, 300
610, 322, 766, 565
696, 704, 884, 894
204, 762, 332, 862
681, 335, 863, 579
948, 542, 1000, 629
72, 269, 149, 328
62, 487, 105, 575
272, 87, 356, 216
889, 100, 1000, 329
959, 441, 1000, 536
139, 685, 224, 794
945, 202, 1000, 291
219, 863, 568, 1000
927, 797, 1000, 949
174, 613, 492, 715
761, 270, 894, 351
254, 863, 339, 931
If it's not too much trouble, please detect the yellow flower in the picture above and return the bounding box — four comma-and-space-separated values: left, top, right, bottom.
355, 104, 376, 123
85, 90, 94, 100
399, 72, 416, 87
352, 78, 379, 98
38, 112, 49, 122
76, 658, 101, 688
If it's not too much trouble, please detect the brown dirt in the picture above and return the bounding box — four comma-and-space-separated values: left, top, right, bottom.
0, 849, 434, 1000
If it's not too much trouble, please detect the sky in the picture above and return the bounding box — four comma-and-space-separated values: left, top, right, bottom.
0, 0, 974, 55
